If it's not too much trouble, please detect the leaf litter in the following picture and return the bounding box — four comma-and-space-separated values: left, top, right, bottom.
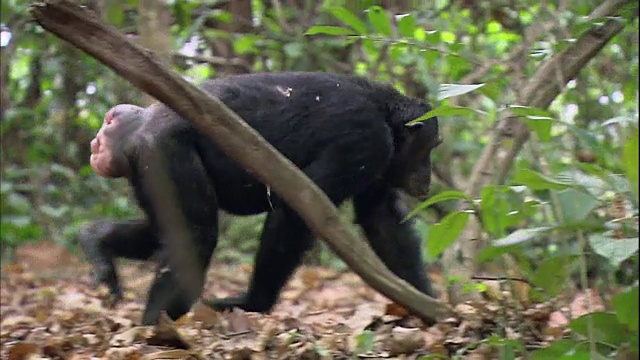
1, 243, 606, 359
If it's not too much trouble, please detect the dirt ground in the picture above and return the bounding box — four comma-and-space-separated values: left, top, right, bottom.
1, 242, 596, 359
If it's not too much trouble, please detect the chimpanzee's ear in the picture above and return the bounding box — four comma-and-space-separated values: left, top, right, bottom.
405, 122, 424, 132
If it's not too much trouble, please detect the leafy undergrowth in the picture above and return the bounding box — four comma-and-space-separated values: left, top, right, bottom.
0, 243, 606, 359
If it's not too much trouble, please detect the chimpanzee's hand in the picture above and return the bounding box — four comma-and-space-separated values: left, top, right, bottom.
79, 223, 123, 307
90, 263, 123, 307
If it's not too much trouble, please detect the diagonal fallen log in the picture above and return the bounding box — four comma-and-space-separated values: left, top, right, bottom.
30, 0, 453, 323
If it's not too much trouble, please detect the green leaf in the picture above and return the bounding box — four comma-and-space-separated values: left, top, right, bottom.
305, 26, 356, 36
507, 105, 554, 119
406, 106, 475, 125
422, 49, 439, 65
427, 211, 470, 257
389, 43, 409, 63
530, 339, 583, 360
493, 227, 553, 247
327, 6, 368, 34
613, 286, 639, 332
283, 42, 304, 58
525, 118, 553, 141
570, 312, 628, 346
405, 190, 469, 219
105, 1, 126, 26
566, 123, 602, 155
437, 83, 485, 100
508, 105, 554, 141
366, 6, 393, 36
512, 169, 572, 190
480, 186, 512, 236
557, 189, 598, 224
425, 30, 441, 44
556, 170, 607, 198
233, 34, 260, 54
588, 233, 639, 268
532, 256, 575, 297
355, 330, 374, 353
440, 31, 456, 43
397, 13, 415, 37
477, 244, 521, 263
623, 131, 639, 202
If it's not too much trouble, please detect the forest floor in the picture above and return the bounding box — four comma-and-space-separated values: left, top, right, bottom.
1, 242, 606, 359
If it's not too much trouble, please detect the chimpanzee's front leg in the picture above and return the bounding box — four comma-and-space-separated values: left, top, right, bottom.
354, 187, 435, 298
137, 137, 219, 325
79, 219, 157, 305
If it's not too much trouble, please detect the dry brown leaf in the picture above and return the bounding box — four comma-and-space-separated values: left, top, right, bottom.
512, 281, 531, 306
386, 327, 425, 356
522, 302, 554, 321
143, 349, 205, 360
481, 280, 503, 301
3, 262, 25, 274
454, 303, 482, 328
466, 342, 496, 359
255, 318, 280, 351
191, 302, 221, 324
570, 289, 605, 318
226, 308, 252, 333
147, 312, 194, 349
547, 310, 569, 328
103, 346, 144, 360
1, 315, 37, 328
347, 303, 385, 333
7, 342, 40, 360
299, 268, 322, 289
42, 337, 72, 359
385, 302, 410, 317
110, 326, 151, 347
14, 242, 80, 271
424, 327, 447, 354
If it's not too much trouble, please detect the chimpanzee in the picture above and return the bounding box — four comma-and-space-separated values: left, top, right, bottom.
80, 72, 440, 325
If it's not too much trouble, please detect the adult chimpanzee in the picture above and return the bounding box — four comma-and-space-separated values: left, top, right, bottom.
80, 72, 440, 325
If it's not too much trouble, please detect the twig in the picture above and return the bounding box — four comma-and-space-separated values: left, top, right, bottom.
471, 275, 533, 287
270, 0, 295, 34
173, 52, 252, 71
220, 330, 252, 339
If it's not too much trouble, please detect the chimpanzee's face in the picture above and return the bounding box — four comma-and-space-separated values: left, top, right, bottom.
90, 104, 145, 178
394, 121, 441, 199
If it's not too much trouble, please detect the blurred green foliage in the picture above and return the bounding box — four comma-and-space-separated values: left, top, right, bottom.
0, 1, 638, 357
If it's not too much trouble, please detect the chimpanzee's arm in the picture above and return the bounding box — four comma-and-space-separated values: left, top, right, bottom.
354, 187, 435, 299
133, 132, 219, 325
79, 219, 157, 303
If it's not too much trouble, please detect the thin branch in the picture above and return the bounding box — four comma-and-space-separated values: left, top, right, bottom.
173, 52, 252, 72
270, 0, 295, 33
